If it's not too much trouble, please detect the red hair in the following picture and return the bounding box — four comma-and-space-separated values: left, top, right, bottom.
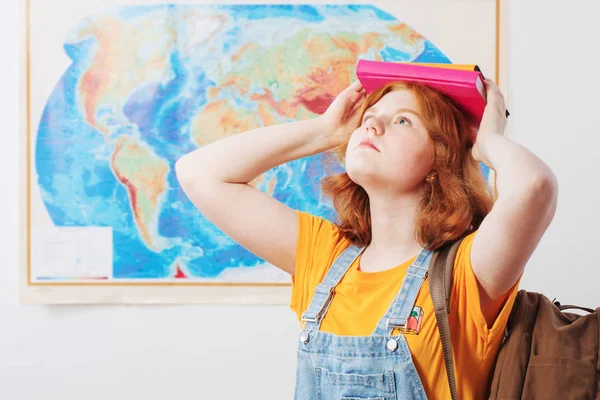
321, 81, 494, 250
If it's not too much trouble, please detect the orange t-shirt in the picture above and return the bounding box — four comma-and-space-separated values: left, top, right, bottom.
291, 211, 519, 400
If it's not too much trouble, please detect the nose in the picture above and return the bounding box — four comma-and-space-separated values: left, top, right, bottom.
365, 117, 383, 136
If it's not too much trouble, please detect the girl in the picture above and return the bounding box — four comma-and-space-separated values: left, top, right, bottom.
175, 77, 558, 399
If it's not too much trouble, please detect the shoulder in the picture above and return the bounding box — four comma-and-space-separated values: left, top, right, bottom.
295, 210, 352, 271
454, 231, 477, 269
296, 210, 341, 242
291, 211, 353, 318
450, 230, 520, 349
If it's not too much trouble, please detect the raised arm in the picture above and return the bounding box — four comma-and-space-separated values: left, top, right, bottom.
175, 80, 367, 275
470, 79, 559, 325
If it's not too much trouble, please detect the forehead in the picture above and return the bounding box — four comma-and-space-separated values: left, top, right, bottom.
367, 89, 417, 112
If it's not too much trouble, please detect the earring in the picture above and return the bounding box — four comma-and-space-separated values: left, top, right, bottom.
425, 172, 437, 183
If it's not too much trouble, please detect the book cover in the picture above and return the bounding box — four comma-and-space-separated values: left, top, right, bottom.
356, 59, 509, 124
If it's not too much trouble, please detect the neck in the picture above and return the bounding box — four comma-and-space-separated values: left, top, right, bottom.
359, 187, 425, 272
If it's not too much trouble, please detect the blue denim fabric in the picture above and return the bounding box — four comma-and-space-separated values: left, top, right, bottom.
294, 245, 433, 400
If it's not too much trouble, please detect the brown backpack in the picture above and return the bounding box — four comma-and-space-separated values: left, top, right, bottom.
429, 240, 600, 400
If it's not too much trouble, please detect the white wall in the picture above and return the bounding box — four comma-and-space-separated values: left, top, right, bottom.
508, 0, 600, 303
1, 1, 599, 399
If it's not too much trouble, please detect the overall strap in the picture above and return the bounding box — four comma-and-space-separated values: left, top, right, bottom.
372, 248, 434, 336
301, 245, 364, 331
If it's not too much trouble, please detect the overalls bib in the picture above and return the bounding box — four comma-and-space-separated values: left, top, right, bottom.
294, 244, 433, 400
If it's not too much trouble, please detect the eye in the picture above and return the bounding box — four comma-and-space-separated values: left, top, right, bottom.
395, 117, 411, 126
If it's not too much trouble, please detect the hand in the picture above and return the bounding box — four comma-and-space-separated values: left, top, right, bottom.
478, 79, 508, 136
472, 79, 507, 162
318, 80, 367, 147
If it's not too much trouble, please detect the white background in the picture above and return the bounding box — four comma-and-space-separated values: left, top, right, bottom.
2, 0, 599, 399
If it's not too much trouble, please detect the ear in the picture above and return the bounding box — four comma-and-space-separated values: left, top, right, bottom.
465, 117, 479, 143
469, 126, 478, 143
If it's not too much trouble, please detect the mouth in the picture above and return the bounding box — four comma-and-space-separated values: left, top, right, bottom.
358, 140, 380, 152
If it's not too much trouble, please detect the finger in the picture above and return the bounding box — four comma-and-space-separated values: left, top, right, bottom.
497, 92, 505, 107
498, 91, 506, 104
350, 91, 365, 102
484, 79, 497, 94
349, 79, 363, 92
352, 88, 367, 100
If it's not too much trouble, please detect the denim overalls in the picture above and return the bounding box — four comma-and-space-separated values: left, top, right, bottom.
294, 244, 434, 400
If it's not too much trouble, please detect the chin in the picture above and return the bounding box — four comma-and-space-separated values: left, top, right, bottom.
347, 164, 423, 194
346, 164, 381, 187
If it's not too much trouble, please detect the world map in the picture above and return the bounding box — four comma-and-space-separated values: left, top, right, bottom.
35, 4, 454, 281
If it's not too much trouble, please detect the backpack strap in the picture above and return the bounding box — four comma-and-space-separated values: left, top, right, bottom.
429, 239, 464, 400
554, 303, 595, 314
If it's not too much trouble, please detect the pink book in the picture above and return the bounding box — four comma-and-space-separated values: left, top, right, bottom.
356, 59, 508, 125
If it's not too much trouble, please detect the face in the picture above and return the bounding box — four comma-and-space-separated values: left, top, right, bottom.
345, 89, 435, 193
